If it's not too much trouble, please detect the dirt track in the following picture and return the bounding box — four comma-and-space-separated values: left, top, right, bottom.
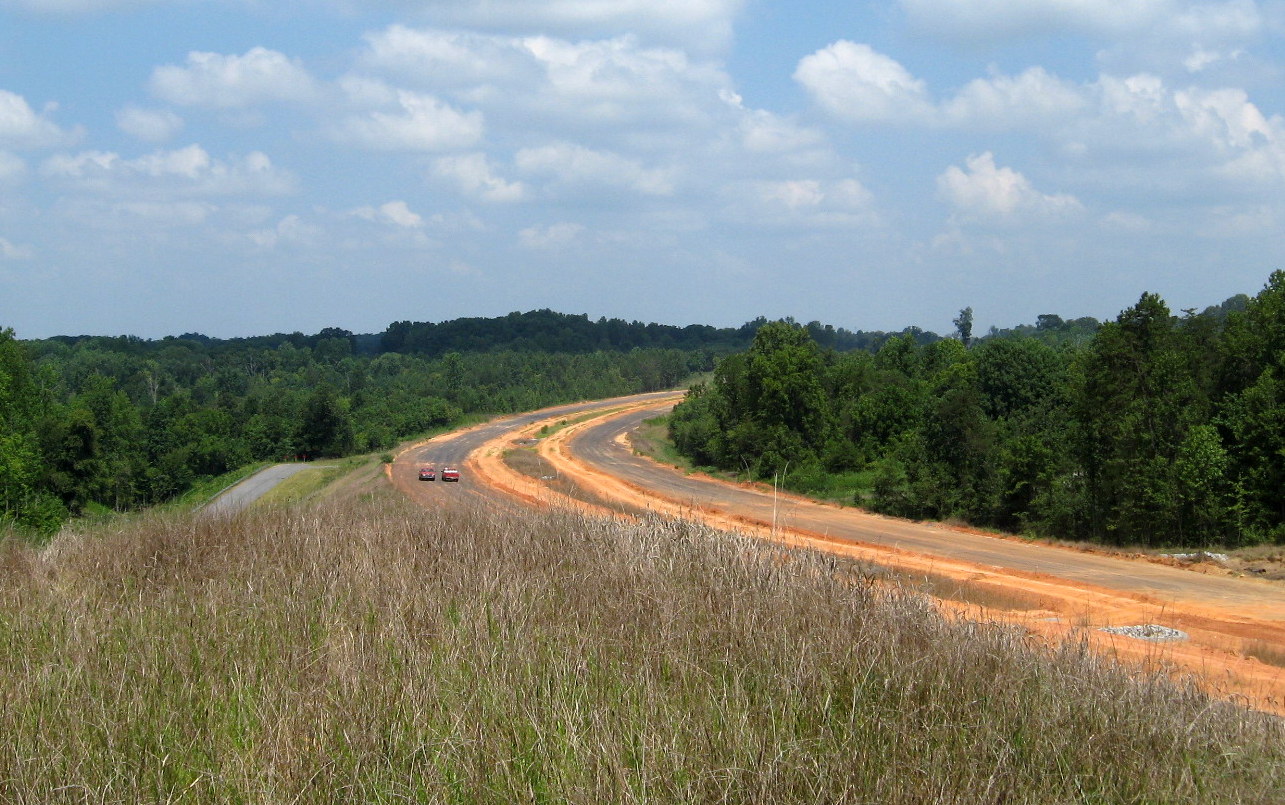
396, 393, 1285, 716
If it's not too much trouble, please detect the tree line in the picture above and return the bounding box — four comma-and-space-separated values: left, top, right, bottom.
380, 309, 931, 356
0, 328, 714, 535
668, 273, 1285, 548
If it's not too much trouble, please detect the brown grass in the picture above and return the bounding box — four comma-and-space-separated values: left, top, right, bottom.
1244, 639, 1285, 669
0, 494, 1281, 803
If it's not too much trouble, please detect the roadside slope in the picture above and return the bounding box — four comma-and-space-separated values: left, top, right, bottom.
202, 463, 330, 516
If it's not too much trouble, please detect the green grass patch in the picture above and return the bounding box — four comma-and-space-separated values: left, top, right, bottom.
537, 408, 626, 439
257, 456, 375, 507
784, 467, 877, 506
629, 414, 693, 471
173, 463, 273, 512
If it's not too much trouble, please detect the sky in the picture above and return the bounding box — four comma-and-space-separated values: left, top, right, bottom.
1, 0, 1284, 340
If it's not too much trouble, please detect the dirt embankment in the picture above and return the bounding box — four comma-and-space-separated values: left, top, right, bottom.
458, 399, 1285, 718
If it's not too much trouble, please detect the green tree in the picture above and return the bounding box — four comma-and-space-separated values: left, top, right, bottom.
953, 306, 974, 348
297, 386, 355, 458
1219, 363, 1285, 542
745, 323, 831, 447
1075, 293, 1218, 545
0, 328, 64, 531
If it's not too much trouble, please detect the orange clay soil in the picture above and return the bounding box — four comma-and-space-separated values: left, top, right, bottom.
447, 399, 1285, 717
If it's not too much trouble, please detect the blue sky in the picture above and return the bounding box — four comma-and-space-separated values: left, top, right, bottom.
2, 0, 1283, 339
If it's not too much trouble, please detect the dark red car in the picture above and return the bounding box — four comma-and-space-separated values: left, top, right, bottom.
418, 467, 436, 481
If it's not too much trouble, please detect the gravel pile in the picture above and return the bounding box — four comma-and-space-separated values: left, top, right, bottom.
1099, 624, 1189, 641
1162, 551, 1230, 564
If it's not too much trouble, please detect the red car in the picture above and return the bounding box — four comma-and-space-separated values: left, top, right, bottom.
441, 467, 460, 482
418, 467, 436, 481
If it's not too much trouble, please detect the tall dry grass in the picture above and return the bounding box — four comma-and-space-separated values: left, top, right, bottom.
0, 492, 1281, 803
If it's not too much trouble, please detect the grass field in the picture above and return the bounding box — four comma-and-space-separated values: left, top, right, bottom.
0, 491, 1280, 803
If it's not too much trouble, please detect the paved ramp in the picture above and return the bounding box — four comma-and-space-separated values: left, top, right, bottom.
203, 463, 328, 516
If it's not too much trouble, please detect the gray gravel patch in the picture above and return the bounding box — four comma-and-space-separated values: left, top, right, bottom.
1099, 624, 1189, 641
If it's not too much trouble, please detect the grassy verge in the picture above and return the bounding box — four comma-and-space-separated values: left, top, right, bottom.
0, 496, 1280, 803
629, 414, 693, 471
255, 456, 376, 507
502, 447, 645, 515
176, 463, 276, 511
535, 408, 625, 440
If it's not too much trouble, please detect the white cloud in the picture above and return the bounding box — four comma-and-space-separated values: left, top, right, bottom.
943, 67, 1087, 129
358, 27, 732, 134
1095, 73, 1170, 125
41, 145, 295, 197
523, 35, 699, 113
1165, 1, 1264, 42
248, 214, 322, 250
756, 177, 874, 213
379, 200, 423, 228
375, 0, 746, 53
360, 26, 536, 88
937, 152, 1084, 223
0, 90, 75, 149
116, 106, 184, 142
351, 200, 425, 228
1091, 4, 1265, 78
1063, 73, 1285, 190
331, 88, 483, 151
793, 44, 1285, 203
519, 221, 585, 249
1183, 46, 1247, 73
733, 105, 826, 154
515, 141, 674, 195
900, 0, 1268, 83
795, 44, 1089, 132
432, 153, 527, 202
794, 42, 933, 124
758, 180, 825, 209
1174, 86, 1272, 149
150, 48, 320, 109
722, 175, 879, 230
507, 33, 729, 132
0, 237, 33, 260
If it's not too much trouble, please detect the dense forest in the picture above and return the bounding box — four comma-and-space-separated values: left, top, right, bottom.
0, 311, 936, 536
380, 309, 931, 356
668, 274, 1282, 548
